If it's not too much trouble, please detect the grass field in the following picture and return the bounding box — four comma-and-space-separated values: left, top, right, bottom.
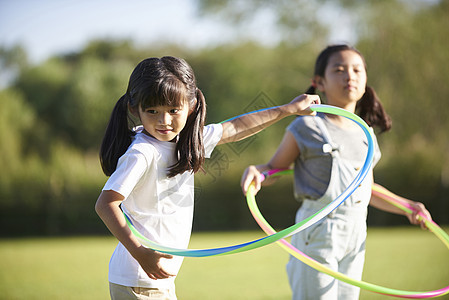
0, 227, 448, 300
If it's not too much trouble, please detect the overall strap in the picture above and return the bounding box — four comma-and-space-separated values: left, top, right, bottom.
314, 115, 340, 156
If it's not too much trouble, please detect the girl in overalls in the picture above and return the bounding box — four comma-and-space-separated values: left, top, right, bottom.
240, 45, 432, 300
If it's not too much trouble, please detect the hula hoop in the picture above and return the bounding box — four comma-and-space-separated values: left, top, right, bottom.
125, 103, 448, 297
247, 177, 449, 298
246, 118, 449, 297
124, 104, 374, 257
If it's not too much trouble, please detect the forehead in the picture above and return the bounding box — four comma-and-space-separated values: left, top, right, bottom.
327, 50, 365, 68
140, 101, 189, 110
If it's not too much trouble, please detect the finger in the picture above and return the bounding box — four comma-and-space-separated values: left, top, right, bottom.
309, 96, 321, 109
251, 174, 262, 195
149, 265, 175, 279
242, 176, 253, 195
153, 249, 173, 258
304, 106, 317, 116
159, 268, 176, 278
158, 252, 173, 259
151, 270, 170, 280
294, 94, 306, 101
421, 221, 428, 230
255, 175, 261, 192
406, 212, 419, 225
241, 170, 255, 195
417, 203, 432, 221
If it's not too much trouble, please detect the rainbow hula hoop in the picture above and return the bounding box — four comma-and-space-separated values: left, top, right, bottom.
125, 104, 449, 297
125, 105, 373, 257
246, 106, 449, 299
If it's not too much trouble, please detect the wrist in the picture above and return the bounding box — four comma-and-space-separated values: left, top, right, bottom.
259, 163, 274, 181
278, 104, 294, 117
131, 245, 153, 262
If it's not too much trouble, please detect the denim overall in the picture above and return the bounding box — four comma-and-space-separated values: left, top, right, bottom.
286, 116, 373, 300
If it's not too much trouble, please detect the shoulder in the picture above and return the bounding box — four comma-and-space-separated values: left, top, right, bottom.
287, 114, 324, 140
286, 114, 328, 154
370, 128, 382, 166
203, 124, 223, 157
288, 114, 323, 130
203, 124, 223, 142
125, 134, 159, 163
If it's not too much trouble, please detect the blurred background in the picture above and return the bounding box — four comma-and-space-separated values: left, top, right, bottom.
1, 0, 448, 237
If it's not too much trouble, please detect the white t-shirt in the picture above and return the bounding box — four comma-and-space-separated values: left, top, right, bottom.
103, 124, 223, 289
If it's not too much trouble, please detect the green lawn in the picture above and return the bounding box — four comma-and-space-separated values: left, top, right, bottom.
0, 227, 448, 300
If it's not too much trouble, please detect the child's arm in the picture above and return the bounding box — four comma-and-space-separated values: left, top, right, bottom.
241, 130, 300, 195
95, 190, 174, 280
218, 94, 319, 145
369, 183, 432, 229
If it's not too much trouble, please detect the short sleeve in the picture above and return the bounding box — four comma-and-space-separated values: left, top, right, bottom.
203, 124, 223, 158
102, 149, 149, 198
287, 116, 324, 156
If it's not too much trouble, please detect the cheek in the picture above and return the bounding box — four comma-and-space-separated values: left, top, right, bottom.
176, 114, 189, 129
359, 77, 367, 90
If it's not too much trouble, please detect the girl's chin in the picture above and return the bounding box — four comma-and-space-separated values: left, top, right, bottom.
155, 132, 178, 142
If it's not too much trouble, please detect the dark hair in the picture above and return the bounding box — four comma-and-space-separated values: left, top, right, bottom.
306, 44, 392, 133
100, 56, 206, 177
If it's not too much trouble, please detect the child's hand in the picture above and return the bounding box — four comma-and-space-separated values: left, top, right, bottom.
282, 94, 321, 116
134, 246, 175, 280
406, 201, 432, 230
241, 165, 263, 196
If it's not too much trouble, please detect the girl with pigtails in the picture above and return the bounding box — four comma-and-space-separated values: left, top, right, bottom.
241, 45, 432, 300
95, 56, 320, 299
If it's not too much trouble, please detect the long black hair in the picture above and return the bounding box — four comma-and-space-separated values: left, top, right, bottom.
306, 44, 392, 133
100, 56, 206, 177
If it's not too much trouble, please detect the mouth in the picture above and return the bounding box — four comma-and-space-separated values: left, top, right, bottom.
156, 129, 173, 135
345, 84, 357, 91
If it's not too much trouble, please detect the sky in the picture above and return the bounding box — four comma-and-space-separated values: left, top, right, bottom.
0, 0, 283, 64
0, 0, 441, 65
0, 0, 440, 67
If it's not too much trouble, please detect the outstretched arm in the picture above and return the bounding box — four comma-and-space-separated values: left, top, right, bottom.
370, 183, 432, 229
218, 94, 319, 145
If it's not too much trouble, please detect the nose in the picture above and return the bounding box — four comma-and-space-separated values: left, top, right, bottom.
346, 69, 357, 81
158, 112, 171, 125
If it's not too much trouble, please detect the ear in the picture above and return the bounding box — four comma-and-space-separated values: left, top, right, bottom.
314, 75, 325, 93
188, 98, 197, 115
128, 103, 139, 118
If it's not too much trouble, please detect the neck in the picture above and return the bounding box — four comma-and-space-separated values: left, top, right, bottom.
325, 101, 358, 129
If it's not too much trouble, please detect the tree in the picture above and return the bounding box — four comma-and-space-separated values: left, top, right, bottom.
196, 0, 329, 46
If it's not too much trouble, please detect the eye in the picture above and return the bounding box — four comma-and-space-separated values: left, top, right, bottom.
169, 108, 180, 114
145, 109, 157, 114
334, 67, 345, 73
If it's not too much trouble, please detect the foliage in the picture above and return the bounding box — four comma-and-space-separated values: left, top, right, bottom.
0, 0, 448, 235
356, 0, 449, 224
196, 0, 331, 46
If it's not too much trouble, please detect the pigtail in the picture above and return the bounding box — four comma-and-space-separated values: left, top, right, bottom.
305, 85, 316, 95
356, 86, 392, 133
99, 94, 135, 176
168, 88, 207, 177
